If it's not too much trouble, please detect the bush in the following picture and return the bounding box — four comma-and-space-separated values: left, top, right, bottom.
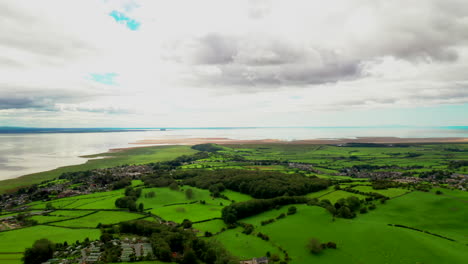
307, 238, 323, 254
287, 206, 297, 215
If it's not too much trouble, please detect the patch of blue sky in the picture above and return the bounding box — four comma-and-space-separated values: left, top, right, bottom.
88, 73, 118, 85
109, 10, 141, 31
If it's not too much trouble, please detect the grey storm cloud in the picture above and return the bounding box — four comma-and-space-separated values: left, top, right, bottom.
179, 0, 468, 88
188, 33, 364, 87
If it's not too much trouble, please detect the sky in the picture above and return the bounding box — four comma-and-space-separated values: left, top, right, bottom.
0, 0, 467, 127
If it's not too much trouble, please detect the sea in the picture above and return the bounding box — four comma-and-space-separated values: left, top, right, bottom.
0, 126, 467, 181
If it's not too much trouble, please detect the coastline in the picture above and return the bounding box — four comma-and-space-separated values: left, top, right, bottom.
1, 136, 467, 194
130, 136, 468, 146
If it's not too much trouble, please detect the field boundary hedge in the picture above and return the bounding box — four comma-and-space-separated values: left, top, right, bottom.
388, 224, 457, 242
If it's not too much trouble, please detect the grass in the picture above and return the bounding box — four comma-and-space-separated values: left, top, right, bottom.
350, 186, 410, 198
0, 225, 100, 253
310, 190, 366, 203
0, 145, 196, 194
30, 210, 94, 224
138, 187, 224, 209
240, 204, 468, 264
210, 227, 283, 260
151, 203, 223, 223
27, 189, 125, 210
358, 191, 468, 244
52, 211, 143, 228
193, 219, 226, 235
221, 190, 253, 203
0, 253, 23, 264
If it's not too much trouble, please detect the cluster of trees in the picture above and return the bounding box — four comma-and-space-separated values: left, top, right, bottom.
448, 160, 468, 169
191, 143, 223, 152
22, 239, 55, 264
307, 238, 337, 254
115, 187, 144, 212
180, 169, 329, 199
151, 152, 210, 172
371, 180, 401, 190
114, 220, 238, 263
222, 196, 309, 224
419, 170, 453, 180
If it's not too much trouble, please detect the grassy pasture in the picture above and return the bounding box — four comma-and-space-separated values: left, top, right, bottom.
350, 186, 410, 198
241, 204, 468, 264
0, 225, 100, 253
0, 253, 22, 264
221, 190, 253, 203
220, 143, 468, 174
193, 219, 226, 235
30, 210, 94, 224
138, 187, 224, 209
359, 191, 468, 244
308, 190, 367, 203
151, 203, 223, 223
52, 211, 143, 228
210, 227, 283, 261
0, 145, 196, 194
27, 189, 125, 210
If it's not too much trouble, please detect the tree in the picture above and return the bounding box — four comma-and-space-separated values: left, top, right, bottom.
45, 202, 55, 210
138, 203, 144, 212
182, 219, 192, 229
287, 206, 297, 215
169, 182, 179, 191
181, 249, 198, 264
185, 188, 194, 199
307, 238, 323, 254
22, 239, 55, 264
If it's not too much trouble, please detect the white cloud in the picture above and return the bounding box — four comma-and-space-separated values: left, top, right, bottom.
0, 0, 468, 127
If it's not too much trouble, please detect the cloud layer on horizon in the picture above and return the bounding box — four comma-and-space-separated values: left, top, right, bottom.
0, 0, 468, 127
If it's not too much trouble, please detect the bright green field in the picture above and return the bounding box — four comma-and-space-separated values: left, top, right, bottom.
358, 191, 468, 244
0, 253, 22, 264
0, 225, 100, 253
221, 190, 253, 203
309, 190, 366, 203
351, 186, 411, 198
30, 210, 94, 224
152, 203, 223, 223
138, 187, 225, 209
193, 219, 226, 235
210, 228, 283, 260
0, 145, 196, 194
52, 211, 143, 228
240, 204, 468, 264
27, 189, 124, 210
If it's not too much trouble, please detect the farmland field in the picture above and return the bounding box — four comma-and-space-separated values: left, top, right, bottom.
1, 142, 467, 264
52, 211, 144, 228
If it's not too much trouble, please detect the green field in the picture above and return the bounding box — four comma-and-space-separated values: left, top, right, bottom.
52, 211, 143, 228
210, 227, 283, 261
0, 145, 196, 194
138, 187, 222, 209
307, 190, 366, 203
350, 186, 410, 198
27, 189, 125, 210
240, 203, 467, 264
152, 203, 223, 223
30, 210, 94, 224
193, 219, 226, 235
0, 226, 100, 263
1, 143, 467, 264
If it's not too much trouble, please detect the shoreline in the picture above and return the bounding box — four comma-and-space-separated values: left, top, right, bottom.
129, 136, 468, 146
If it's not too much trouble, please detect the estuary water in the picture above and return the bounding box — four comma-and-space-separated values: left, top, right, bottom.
0, 127, 467, 181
